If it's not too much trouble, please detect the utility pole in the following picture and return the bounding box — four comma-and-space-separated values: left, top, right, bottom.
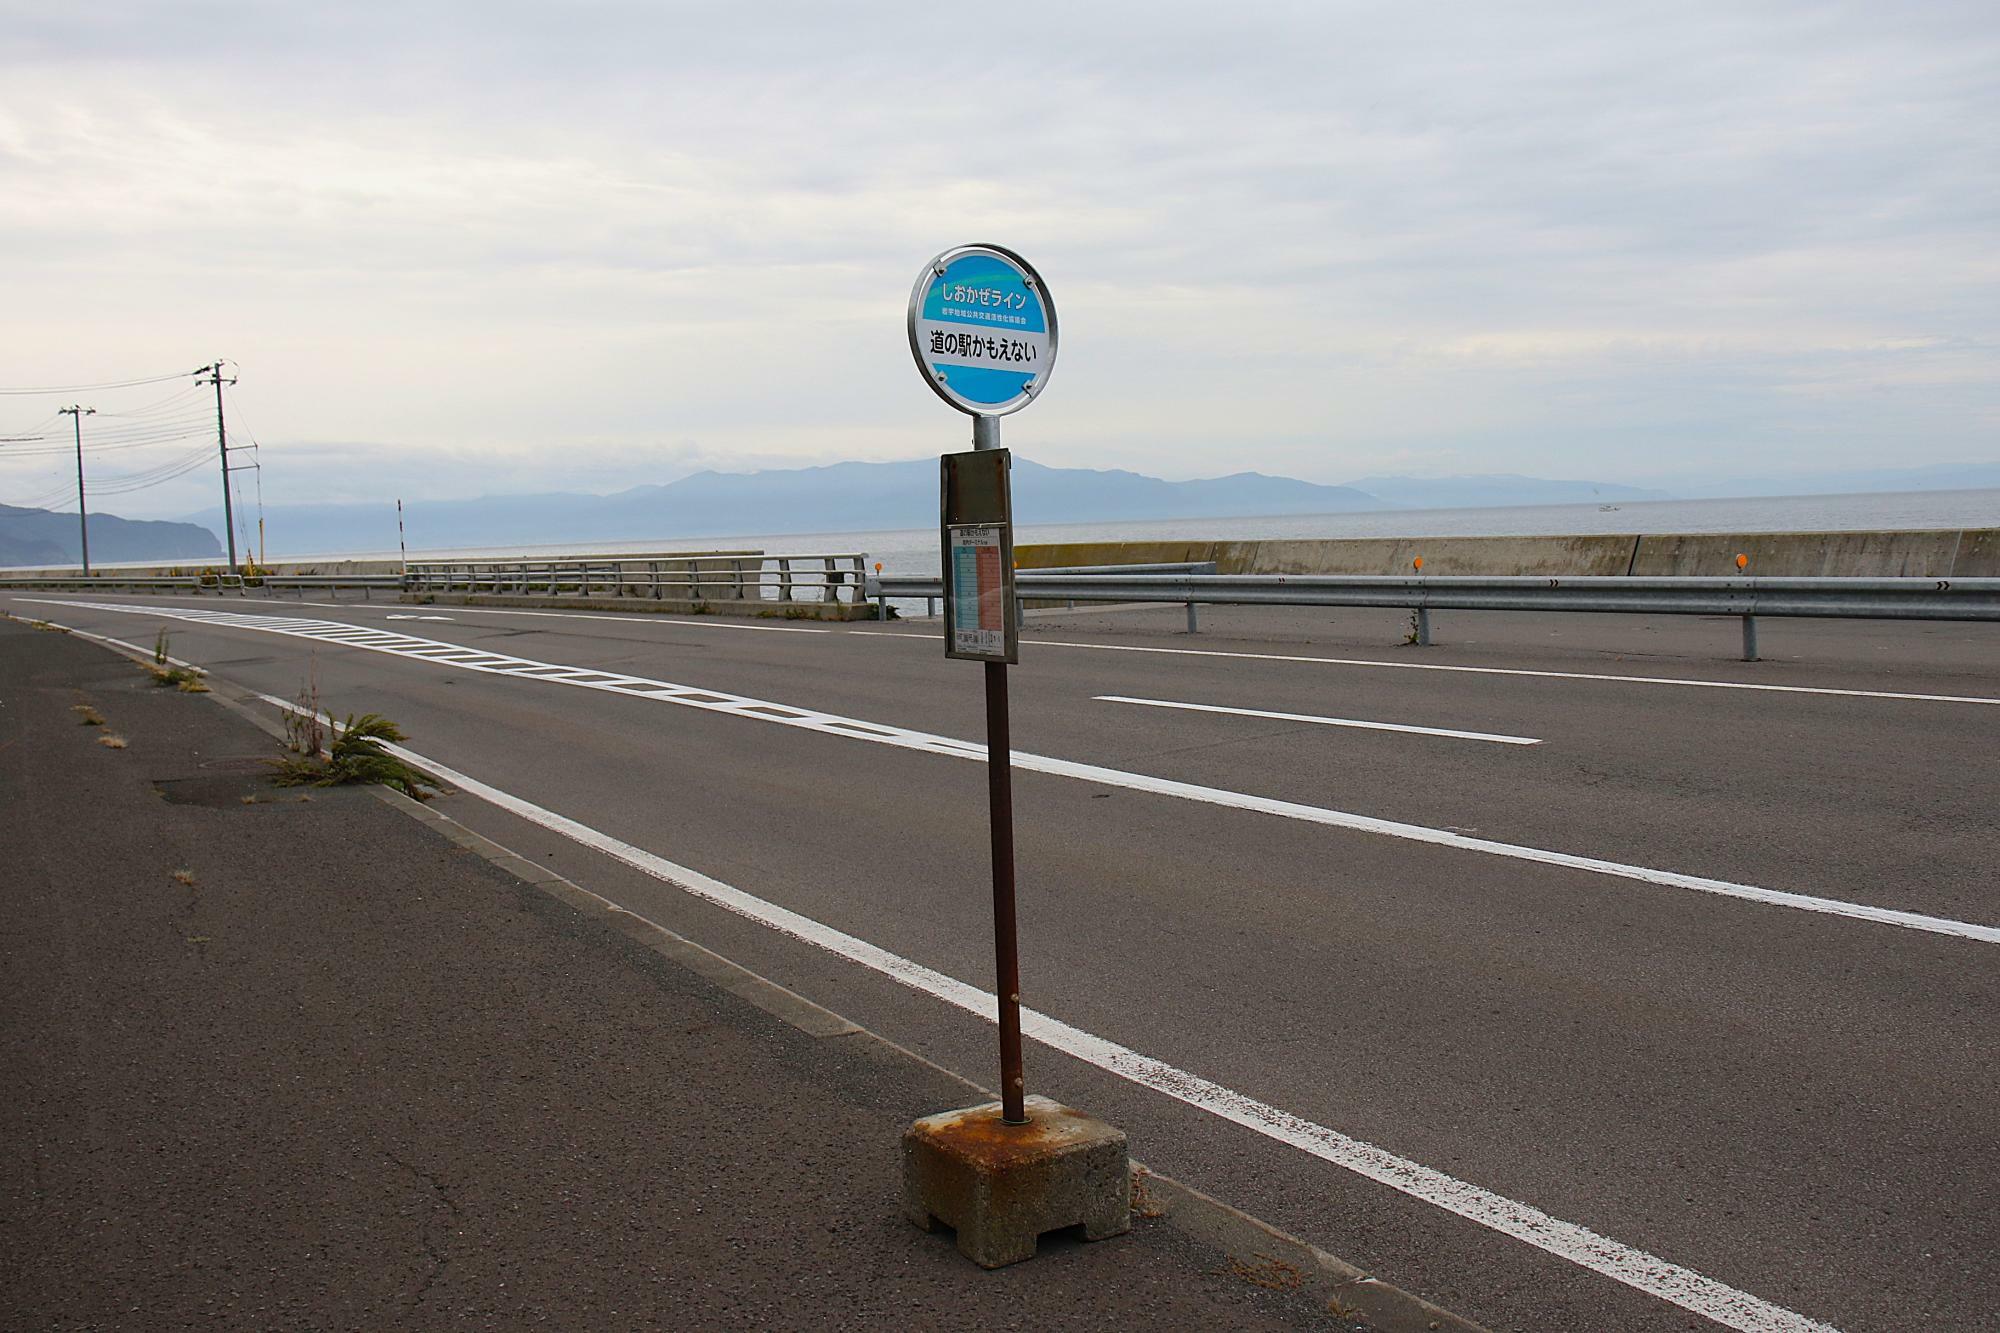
58, 405, 96, 576
194, 360, 239, 573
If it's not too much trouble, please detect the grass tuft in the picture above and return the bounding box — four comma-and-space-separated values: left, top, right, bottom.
72, 704, 106, 726
148, 664, 205, 689
97, 734, 128, 749
273, 712, 435, 800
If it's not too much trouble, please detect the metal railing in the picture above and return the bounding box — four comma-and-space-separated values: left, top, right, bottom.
403, 552, 870, 604
0, 574, 205, 593
0, 573, 401, 598
0, 553, 872, 608
866, 570, 2000, 659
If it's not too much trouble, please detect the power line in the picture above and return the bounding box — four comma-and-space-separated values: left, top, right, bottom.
0, 368, 204, 396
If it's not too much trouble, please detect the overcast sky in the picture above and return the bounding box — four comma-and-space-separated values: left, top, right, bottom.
2, 0, 1995, 517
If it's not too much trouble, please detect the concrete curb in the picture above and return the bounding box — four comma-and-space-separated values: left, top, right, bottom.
40, 614, 1485, 1333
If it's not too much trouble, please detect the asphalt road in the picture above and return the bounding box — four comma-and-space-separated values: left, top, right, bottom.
10, 590, 1997, 1332
0, 621, 1334, 1331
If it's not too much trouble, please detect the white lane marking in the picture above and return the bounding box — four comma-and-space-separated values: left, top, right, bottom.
847, 630, 2000, 707
387, 613, 456, 621
435, 604, 834, 634
26, 597, 1999, 946
30, 623, 208, 676
252, 695, 1838, 1333
1096, 695, 1543, 746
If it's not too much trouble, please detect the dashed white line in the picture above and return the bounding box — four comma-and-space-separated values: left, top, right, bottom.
24, 596, 1998, 947
1096, 694, 1543, 745
253, 698, 1839, 1333
848, 630, 2000, 707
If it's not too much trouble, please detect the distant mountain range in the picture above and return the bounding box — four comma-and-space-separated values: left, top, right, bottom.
0, 503, 221, 568
182, 461, 1685, 558
8, 457, 1993, 565
180, 459, 1384, 557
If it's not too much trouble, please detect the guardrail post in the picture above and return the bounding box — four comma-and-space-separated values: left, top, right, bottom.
1742, 615, 1758, 662
1416, 608, 1432, 646
876, 590, 888, 620
1186, 600, 1198, 633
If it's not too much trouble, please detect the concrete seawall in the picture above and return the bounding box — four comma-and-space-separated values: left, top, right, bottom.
8, 527, 1997, 584
1016, 528, 2000, 579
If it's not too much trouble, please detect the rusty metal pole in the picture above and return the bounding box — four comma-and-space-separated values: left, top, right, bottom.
984, 659, 1026, 1124
972, 410, 1027, 1125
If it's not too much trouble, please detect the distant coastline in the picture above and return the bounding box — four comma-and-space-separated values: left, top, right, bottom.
232, 485, 2000, 570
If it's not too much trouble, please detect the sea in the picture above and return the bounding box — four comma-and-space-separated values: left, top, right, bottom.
363, 487, 2000, 576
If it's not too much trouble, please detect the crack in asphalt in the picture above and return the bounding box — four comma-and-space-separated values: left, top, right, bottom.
386, 1151, 463, 1311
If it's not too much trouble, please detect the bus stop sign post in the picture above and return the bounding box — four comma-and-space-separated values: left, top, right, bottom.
902, 245, 1129, 1268
913, 242, 1050, 1125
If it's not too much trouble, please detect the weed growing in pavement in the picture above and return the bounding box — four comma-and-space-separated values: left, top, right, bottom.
72, 704, 105, 726
283, 668, 325, 757
1402, 610, 1421, 645
170, 869, 196, 886
147, 632, 206, 687
97, 734, 127, 749
148, 663, 204, 689
273, 712, 435, 800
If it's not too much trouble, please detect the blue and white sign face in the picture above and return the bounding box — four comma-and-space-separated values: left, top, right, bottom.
907, 244, 1057, 417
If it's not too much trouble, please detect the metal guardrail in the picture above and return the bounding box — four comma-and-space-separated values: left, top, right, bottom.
0, 573, 401, 598
0, 553, 871, 607
403, 552, 869, 604
0, 575, 204, 592
865, 571, 2000, 659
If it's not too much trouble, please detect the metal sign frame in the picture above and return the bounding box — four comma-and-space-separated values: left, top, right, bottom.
907, 243, 1059, 418
940, 448, 1018, 663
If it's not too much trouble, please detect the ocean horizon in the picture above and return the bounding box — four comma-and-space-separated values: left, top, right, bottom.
287, 485, 2000, 573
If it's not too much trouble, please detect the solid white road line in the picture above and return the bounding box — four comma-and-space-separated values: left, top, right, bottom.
24, 597, 1999, 947
414, 604, 833, 634
848, 630, 2000, 707
1096, 694, 1543, 745
253, 696, 1837, 1333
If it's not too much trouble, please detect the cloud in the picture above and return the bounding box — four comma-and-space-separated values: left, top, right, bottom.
1, 0, 1996, 517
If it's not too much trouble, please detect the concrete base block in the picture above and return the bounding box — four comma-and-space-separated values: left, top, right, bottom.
902, 1095, 1130, 1269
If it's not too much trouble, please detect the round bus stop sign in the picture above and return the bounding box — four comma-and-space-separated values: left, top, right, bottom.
907, 244, 1058, 417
